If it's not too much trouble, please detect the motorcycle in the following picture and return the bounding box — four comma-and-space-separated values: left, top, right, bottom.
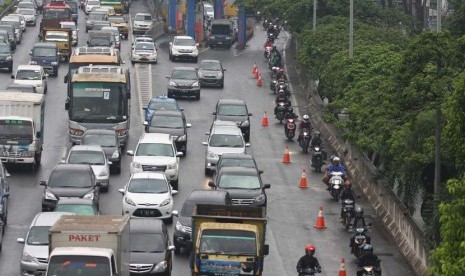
311, 143, 323, 171
263, 19, 270, 30
360, 265, 382, 276
342, 199, 356, 231
329, 171, 344, 200
352, 229, 369, 258
264, 46, 272, 59
275, 102, 287, 123
275, 80, 290, 96
267, 32, 276, 43
285, 117, 296, 141
299, 268, 319, 276
299, 128, 311, 153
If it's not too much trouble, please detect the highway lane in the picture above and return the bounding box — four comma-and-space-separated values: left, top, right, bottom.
0, 0, 414, 275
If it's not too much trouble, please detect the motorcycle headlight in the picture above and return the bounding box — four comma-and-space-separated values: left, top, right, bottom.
6, 56, 11, 60
124, 196, 136, 206
177, 134, 187, 142
83, 192, 94, 200
159, 198, 170, 207
22, 252, 34, 262
209, 35, 215, 39
207, 151, 218, 159
51, 61, 58, 65
98, 168, 109, 177
45, 191, 57, 201
191, 81, 199, 87
152, 261, 168, 272
255, 194, 266, 204
303, 132, 308, 136
314, 147, 320, 151
111, 151, 119, 159
169, 81, 176, 86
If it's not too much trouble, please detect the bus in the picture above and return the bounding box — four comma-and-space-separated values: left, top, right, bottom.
41, 0, 72, 30
64, 65, 131, 145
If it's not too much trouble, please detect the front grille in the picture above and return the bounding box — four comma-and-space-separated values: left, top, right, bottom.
176, 85, 192, 89
133, 208, 162, 217
142, 165, 166, 172
178, 49, 193, 53
0, 151, 21, 157
37, 257, 48, 264
232, 198, 254, 205
130, 264, 153, 273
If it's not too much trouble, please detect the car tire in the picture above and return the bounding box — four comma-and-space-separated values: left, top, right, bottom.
244, 133, 250, 142
174, 241, 181, 254
8, 66, 12, 73
195, 92, 200, 100
169, 52, 172, 61
171, 180, 178, 190
164, 215, 173, 225
115, 164, 121, 174
204, 168, 209, 175
102, 185, 109, 193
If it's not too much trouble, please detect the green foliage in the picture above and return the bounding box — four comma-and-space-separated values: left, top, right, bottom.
444, 0, 465, 37
430, 176, 465, 275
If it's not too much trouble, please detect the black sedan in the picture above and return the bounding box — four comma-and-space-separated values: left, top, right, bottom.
81, 129, 122, 174
215, 153, 262, 175
198, 59, 225, 88
167, 67, 200, 100
212, 98, 252, 142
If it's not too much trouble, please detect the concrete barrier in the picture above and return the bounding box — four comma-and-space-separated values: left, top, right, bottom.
285, 37, 430, 276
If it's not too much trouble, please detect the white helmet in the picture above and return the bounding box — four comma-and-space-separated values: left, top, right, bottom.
333, 157, 340, 162
303, 115, 309, 121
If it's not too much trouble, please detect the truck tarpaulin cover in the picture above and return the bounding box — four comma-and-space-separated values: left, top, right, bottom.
200, 259, 255, 275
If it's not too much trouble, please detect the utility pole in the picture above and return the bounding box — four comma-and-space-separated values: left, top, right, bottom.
349, 0, 353, 58
437, 0, 442, 31
313, 0, 316, 31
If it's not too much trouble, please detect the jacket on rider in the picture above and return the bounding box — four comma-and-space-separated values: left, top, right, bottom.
328, 164, 347, 175
350, 231, 371, 252
297, 120, 312, 141
296, 255, 321, 274
340, 187, 356, 202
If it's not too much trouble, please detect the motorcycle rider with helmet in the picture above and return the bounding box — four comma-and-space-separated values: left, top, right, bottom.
350, 228, 371, 254
267, 24, 279, 39
323, 156, 347, 188
296, 244, 322, 275
274, 89, 291, 116
353, 205, 367, 229
340, 180, 357, 223
297, 115, 312, 143
357, 245, 381, 276
264, 38, 273, 48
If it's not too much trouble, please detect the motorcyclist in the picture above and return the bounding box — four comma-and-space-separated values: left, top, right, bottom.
340, 180, 357, 223
350, 228, 371, 254
357, 245, 381, 276
323, 156, 347, 188
277, 68, 287, 80
296, 244, 322, 275
310, 131, 322, 148
297, 115, 312, 143
267, 24, 279, 38
264, 38, 273, 48
274, 90, 291, 116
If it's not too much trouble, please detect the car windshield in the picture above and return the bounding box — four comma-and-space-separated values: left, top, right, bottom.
128, 178, 168, 193
0, 44, 10, 53
200, 229, 256, 255
16, 69, 41, 80
45, 33, 68, 42
48, 170, 93, 188
18, 3, 34, 9
130, 233, 165, 253
0, 20, 20, 28
109, 17, 124, 23
150, 115, 183, 128
27, 226, 50, 246
220, 158, 256, 169
204, 5, 214, 13
200, 62, 221, 71
171, 70, 197, 80
18, 9, 35, 15
82, 134, 117, 147
218, 174, 261, 189
88, 36, 111, 46
135, 14, 151, 21
136, 143, 174, 157
55, 204, 96, 215
175, 38, 195, 46
148, 101, 177, 110
209, 134, 244, 148
218, 104, 247, 116
68, 151, 106, 165
135, 43, 154, 51
33, 47, 56, 57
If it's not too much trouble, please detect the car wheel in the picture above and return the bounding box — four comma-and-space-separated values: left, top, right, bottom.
116, 164, 121, 174
204, 168, 209, 175
195, 92, 200, 100
173, 241, 181, 254
169, 52, 172, 61
102, 184, 109, 193
8, 66, 12, 73
244, 133, 250, 142
164, 215, 173, 225
171, 180, 178, 190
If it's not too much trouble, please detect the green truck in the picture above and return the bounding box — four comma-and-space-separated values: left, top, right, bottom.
191, 204, 269, 276
100, 0, 124, 15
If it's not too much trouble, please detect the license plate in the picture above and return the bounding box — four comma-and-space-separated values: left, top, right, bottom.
355, 236, 366, 239
287, 124, 295, 129
333, 185, 340, 189
140, 210, 156, 216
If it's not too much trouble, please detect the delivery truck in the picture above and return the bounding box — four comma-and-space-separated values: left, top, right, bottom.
191, 204, 269, 276
0, 92, 45, 171
46, 215, 130, 276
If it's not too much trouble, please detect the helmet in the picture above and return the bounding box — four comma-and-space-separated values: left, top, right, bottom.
303, 115, 309, 121
364, 244, 373, 252
305, 244, 315, 253
333, 157, 340, 162
329, 155, 336, 161
355, 205, 364, 216
272, 45, 277, 50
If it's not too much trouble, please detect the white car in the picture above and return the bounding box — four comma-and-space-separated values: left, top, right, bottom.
131, 41, 157, 63
118, 172, 177, 222
132, 35, 153, 47
127, 133, 183, 190
1, 16, 23, 42
11, 65, 47, 94
17, 8, 37, 26
85, 0, 100, 14
132, 12, 153, 34
60, 21, 78, 46
8, 14, 26, 32
169, 35, 199, 62
65, 145, 111, 192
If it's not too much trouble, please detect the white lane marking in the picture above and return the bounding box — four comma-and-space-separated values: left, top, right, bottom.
128, 13, 132, 42
134, 63, 144, 126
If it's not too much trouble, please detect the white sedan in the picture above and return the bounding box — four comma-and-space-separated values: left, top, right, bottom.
119, 172, 177, 222
131, 41, 157, 64
11, 65, 47, 94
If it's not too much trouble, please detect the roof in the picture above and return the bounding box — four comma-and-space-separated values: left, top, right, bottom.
152, 110, 184, 117
135, 12, 151, 16
32, 212, 74, 227
217, 166, 259, 176
172, 66, 197, 72
140, 133, 172, 144
130, 172, 166, 180
69, 144, 104, 152
219, 153, 254, 160
69, 55, 120, 64
73, 46, 118, 56
50, 247, 114, 257
211, 19, 233, 25
150, 96, 176, 103
130, 218, 163, 233
71, 73, 126, 83
60, 21, 76, 26
0, 92, 44, 103
50, 215, 129, 233
217, 98, 246, 105
174, 35, 194, 40
33, 42, 58, 48
200, 59, 221, 64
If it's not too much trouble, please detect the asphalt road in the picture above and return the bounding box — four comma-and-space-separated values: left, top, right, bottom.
0, 0, 414, 275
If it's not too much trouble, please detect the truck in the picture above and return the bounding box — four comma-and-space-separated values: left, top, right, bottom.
0, 92, 44, 171
41, 28, 72, 61
40, 0, 72, 31
191, 204, 269, 276
46, 215, 130, 276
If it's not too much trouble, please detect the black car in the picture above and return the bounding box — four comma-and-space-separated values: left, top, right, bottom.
40, 164, 101, 211
215, 153, 262, 175
198, 59, 225, 88
212, 99, 252, 142
5, 83, 38, 93
0, 161, 10, 229
0, 41, 13, 72
81, 129, 122, 174
167, 67, 200, 100
172, 189, 231, 254
129, 218, 174, 275
208, 167, 270, 207
144, 110, 191, 155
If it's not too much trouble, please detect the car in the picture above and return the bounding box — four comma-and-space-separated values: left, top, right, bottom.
132, 35, 154, 46
202, 2, 214, 28
86, 11, 108, 32
144, 110, 191, 156
66, 0, 79, 22
29, 42, 59, 76
101, 26, 121, 49
202, 120, 250, 175
92, 20, 111, 31
143, 95, 183, 122
131, 41, 157, 64
198, 59, 225, 88
108, 16, 128, 39
81, 129, 122, 174
132, 12, 154, 34
91, 5, 115, 16
1, 16, 23, 43
11, 64, 47, 94
119, 172, 177, 222
8, 14, 26, 32
40, 163, 101, 211
0, 161, 10, 228
5, 83, 38, 93
212, 98, 253, 141
87, 30, 115, 47
167, 67, 200, 100
16, 1, 37, 11
208, 167, 271, 207
172, 189, 232, 254
169, 35, 199, 62
54, 198, 99, 215
17, 212, 74, 275
65, 145, 111, 192
85, 0, 100, 14
127, 133, 183, 189
129, 218, 175, 275
17, 8, 37, 26
0, 24, 17, 50
208, 19, 235, 48
0, 41, 13, 72
215, 153, 262, 175
60, 21, 78, 46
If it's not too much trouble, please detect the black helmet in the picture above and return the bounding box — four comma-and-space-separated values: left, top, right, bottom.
364, 244, 373, 252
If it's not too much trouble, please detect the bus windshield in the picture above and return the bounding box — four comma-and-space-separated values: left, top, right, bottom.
70, 82, 127, 123
43, 8, 71, 19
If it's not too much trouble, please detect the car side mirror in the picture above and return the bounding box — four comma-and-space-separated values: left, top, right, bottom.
108, 161, 113, 165
64, 75, 68, 83
96, 182, 102, 187
169, 42, 172, 46
142, 107, 147, 111
17, 238, 25, 244
245, 143, 251, 147
263, 244, 270, 255
39, 180, 47, 186
172, 210, 179, 216
59, 160, 66, 164
258, 170, 264, 174
171, 189, 178, 195
223, 68, 226, 72
143, 121, 148, 126
10, 75, 14, 79
264, 184, 271, 189
195, 43, 199, 47
176, 152, 183, 157
65, 102, 69, 110
208, 181, 215, 188
248, 113, 253, 116
118, 188, 125, 194
202, 142, 208, 146
168, 245, 175, 251
29, 50, 32, 55
126, 150, 134, 156
2, 192, 9, 198
165, 75, 170, 78
179, 107, 184, 111
186, 123, 191, 128
36, 131, 41, 138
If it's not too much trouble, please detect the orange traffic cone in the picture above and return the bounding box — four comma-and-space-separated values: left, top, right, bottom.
338, 258, 347, 276
254, 69, 259, 79
314, 206, 327, 229
257, 73, 262, 87
252, 62, 257, 75
282, 146, 291, 163
299, 169, 308, 188
262, 111, 269, 127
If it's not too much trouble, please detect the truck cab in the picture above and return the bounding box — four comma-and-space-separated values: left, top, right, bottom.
30, 42, 59, 76
41, 28, 72, 62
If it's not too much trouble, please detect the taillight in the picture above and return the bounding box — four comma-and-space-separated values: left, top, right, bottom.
69, 128, 84, 136
115, 129, 127, 136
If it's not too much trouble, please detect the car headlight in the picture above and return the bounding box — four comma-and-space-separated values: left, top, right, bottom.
191, 81, 199, 87
45, 191, 57, 201
51, 61, 58, 65
217, 72, 223, 77
29, 60, 37, 65
198, 72, 204, 78
159, 198, 170, 207
152, 261, 168, 272
255, 194, 266, 204
83, 192, 94, 200
6, 56, 11, 60
177, 134, 187, 142
167, 163, 176, 170
169, 81, 176, 86
99, 168, 109, 177
241, 120, 250, 127
22, 252, 34, 262
124, 196, 136, 206
133, 23, 139, 27
131, 162, 141, 169
210, 35, 215, 39
207, 151, 218, 159
111, 151, 119, 159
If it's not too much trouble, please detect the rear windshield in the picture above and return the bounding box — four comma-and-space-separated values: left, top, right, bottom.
211, 24, 231, 35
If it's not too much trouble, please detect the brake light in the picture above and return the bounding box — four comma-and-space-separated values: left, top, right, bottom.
115, 129, 127, 136
69, 128, 84, 136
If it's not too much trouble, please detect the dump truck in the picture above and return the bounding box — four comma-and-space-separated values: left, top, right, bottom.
0, 92, 45, 171
46, 215, 130, 276
191, 204, 269, 276
41, 28, 72, 61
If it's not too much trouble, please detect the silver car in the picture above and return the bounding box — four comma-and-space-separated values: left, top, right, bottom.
17, 212, 74, 276
65, 145, 111, 192
17, 8, 37, 26
132, 12, 153, 34
86, 11, 107, 32
101, 26, 120, 49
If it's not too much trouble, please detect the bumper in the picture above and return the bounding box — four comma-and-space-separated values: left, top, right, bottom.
208, 39, 233, 47
171, 52, 198, 59
131, 55, 157, 63
25, 20, 36, 26
168, 88, 200, 98
0, 157, 34, 164
0, 59, 13, 68
40, 65, 58, 74
133, 27, 152, 34
20, 261, 48, 276
200, 77, 223, 87
122, 201, 173, 219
